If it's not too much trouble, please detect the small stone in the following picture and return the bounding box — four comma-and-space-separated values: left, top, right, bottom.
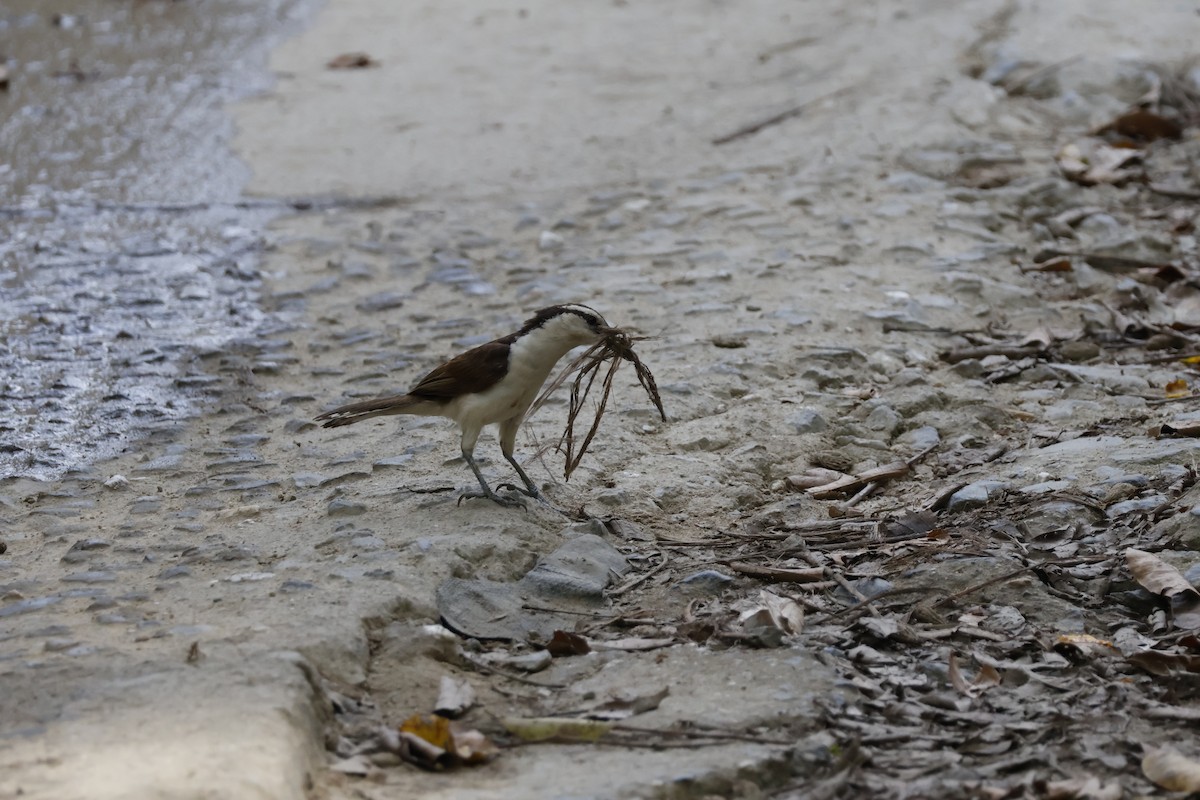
863, 404, 902, 436
897, 425, 940, 451
947, 483, 991, 510
104, 475, 130, 490
1106, 495, 1168, 518
61, 571, 117, 584
227, 572, 275, 583
1060, 340, 1099, 362
373, 455, 413, 469
787, 409, 828, 433
498, 649, 552, 672
292, 472, 326, 489
675, 570, 735, 593
328, 499, 367, 517
44, 637, 81, 652
537, 231, 564, 251
355, 292, 406, 313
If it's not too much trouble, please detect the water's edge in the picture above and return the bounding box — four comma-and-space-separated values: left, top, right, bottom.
0, 0, 322, 480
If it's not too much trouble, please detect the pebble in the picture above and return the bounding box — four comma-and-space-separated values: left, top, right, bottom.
61, 571, 117, 584
537, 231, 564, 251
787, 409, 828, 434
947, 483, 992, 511
675, 570, 735, 593
227, 572, 275, 583
863, 404, 902, 436
328, 499, 368, 517
0, 596, 63, 618
373, 455, 414, 469
1106, 495, 1168, 518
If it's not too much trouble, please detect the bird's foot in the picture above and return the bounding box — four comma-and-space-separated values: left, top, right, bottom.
497, 481, 541, 500
457, 486, 527, 508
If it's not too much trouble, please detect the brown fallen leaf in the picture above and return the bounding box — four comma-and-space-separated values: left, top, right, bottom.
327, 52, 379, 69
546, 629, 590, 657
1142, 744, 1200, 792
1126, 649, 1200, 676
948, 651, 1002, 697
1165, 378, 1190, 398
1126, 548, 1200, 628
1099, 108, 1183, 142
1156, 422, 1200, 438
1054, 633, 1120, 661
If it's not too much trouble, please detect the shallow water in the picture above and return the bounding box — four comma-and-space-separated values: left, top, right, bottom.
0, 0, 318, 480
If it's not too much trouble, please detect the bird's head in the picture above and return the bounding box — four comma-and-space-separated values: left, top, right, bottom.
520, 304, 615, 349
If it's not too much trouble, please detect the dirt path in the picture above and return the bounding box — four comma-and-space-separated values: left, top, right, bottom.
4, 1, 1200, 798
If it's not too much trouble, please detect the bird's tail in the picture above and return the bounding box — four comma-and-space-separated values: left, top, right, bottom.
315, 394, 422, 428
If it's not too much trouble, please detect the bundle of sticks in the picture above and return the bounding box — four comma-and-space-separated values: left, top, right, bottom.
531, 327, 666, 479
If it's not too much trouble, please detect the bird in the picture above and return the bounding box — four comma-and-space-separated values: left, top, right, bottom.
315, 304, 615, 506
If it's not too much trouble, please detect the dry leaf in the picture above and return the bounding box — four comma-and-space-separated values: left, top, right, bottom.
396, 713, 497, 769
451, 725, 499, 764
1126, 549, 1200, 627
584, 686, 670, 721
547, 629, 591, 657
588, 636, 675, 652
1142, 745, 1200, 792
948, 652, 1001, 697
1100, 108, 1183, 142
327, 52, 379, 69
1041, 775, 1122, 800
1157, 422, 1200, 438
1165, 378, 1189, 398
434, 676, 476, 719
501, 716, 612, 743
1127, 649, 1200, 676
1054, 633, 1120, 661
1057, 141, 1143, 186
400, 713, 453, 749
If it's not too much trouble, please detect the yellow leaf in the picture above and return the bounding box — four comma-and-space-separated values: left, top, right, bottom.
400, 714, 454, 749
1165, 378, 1189, 398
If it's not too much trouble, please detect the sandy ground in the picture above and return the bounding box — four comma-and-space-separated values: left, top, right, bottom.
4, 1, 1200, 798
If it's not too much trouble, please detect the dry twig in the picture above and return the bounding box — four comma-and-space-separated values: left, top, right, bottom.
530, 329, 666, 479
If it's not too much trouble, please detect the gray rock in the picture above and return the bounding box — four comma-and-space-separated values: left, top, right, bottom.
675, 570, 735, 593
897, 425, 940, 452
863, 404, 902, 436
1107, 495, 1168, 518
61, 571, 117, 584
948, 483, 991, 511
787, 409, 828, 434
328, 499, 368, 517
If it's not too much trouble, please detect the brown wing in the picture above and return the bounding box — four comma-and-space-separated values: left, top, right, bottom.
408, 341, 511, 400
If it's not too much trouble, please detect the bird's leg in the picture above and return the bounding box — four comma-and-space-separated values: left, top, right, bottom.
458, 448, 525, 508
502, 452, 542, 499
495, 417, 543, 500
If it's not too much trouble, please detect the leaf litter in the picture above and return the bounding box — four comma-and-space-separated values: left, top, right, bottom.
316, 60, 1200, 797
